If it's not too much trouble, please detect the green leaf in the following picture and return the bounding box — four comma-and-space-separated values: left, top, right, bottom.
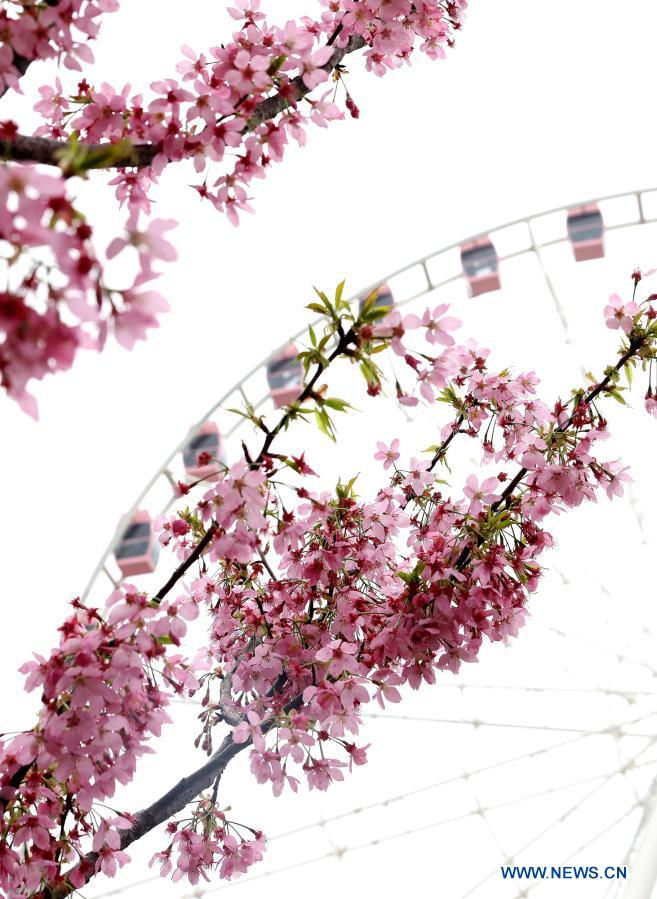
312, 287, 334, 317
323, 397, 352, 412
56, 137, 140, 175
314, 407, 336, 441
358, 291, 377, 316
267, 54, 287, 76
336, 473, 359, 498
359, 359, 381, 387
397, 561, 425, 585
360, 304, 391, 323
606, 388, 628, 405
227, 406, 250, 419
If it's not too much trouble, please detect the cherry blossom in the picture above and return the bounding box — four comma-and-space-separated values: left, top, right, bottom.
463, 474, 499, 515
374, 438, 401, 469
5, 3, 657, 897
0, 1, 120, 95
604, 293, 640, 333
0, 163, 173, 414
0, 0, 468, 410
0, 588, 197, 894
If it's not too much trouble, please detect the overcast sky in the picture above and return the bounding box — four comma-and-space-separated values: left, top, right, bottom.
3, 1, 657, 896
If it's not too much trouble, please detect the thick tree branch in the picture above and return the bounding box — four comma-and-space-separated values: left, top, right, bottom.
0, 34, 366, 170
50, 694, 303, 896
0, 319, 356, 825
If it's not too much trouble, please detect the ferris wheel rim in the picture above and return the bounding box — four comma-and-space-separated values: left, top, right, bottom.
81, 184, 657, 603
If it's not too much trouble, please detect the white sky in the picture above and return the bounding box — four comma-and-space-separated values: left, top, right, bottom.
4, 1, 657, 896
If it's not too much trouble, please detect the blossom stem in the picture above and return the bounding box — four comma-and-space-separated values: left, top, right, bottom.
254, 326, 356, 464
152, 523, 217, 604
454, 333, 647, 572
428, 409, 467, 471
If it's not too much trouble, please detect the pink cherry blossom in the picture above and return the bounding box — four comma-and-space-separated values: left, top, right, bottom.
604, 293, 640, 333
463, 474, 499, 515
374, 438, 401, 469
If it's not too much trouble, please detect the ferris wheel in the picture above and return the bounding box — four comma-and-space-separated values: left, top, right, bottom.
83, 188, 657, 899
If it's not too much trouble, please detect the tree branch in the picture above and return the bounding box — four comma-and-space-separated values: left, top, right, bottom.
453, 334, 648, 571
492, 335, 646, 514
255, 325, 356, 464
154, 523, 217, 604
50, 694, 303, 896
0, 0, 60, 101
0, 762, 33, 813
429, 409, 467, 471
0, 34, 366, 170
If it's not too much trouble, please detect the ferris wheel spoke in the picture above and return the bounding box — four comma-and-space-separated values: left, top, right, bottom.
364, 710, 657, 738
601, 808, 646, 899
527, 223, 572, 345
458, 779, 612, 899
370, 714, 620, 734
447, 683, 657, 699
564, 801, 641, 862
457, 739, 655, 899
532, 620, 657, 677
461, 762, 657, 871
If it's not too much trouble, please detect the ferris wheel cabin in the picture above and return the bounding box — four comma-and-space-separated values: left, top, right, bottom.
182, 421, 226, 480
114, 509, 159, 578
358, 282, 395, 313
566, 204, 605, 261
267, 343, 304, 408
460, 238, 501, 297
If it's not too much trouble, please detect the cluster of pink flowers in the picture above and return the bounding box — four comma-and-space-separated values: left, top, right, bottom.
0, 589, 197, 894
0, 161, 174, 415
141, 288, 651, 884
33, 0, 468, 224
0, 1, 468, 412
2, 282, 655, 895
156, 460, 267, 563
604, 285, 657, 419
150, 807, 266, 884
0, 0, 119, 94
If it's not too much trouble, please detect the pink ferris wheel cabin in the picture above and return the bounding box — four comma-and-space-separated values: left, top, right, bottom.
358, 281, 395, 313
567, 204, 605, 262
183, 421, 226, 481
460, 237, 501, 297
267, 343, 304, 409
114, 509, 159, 578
